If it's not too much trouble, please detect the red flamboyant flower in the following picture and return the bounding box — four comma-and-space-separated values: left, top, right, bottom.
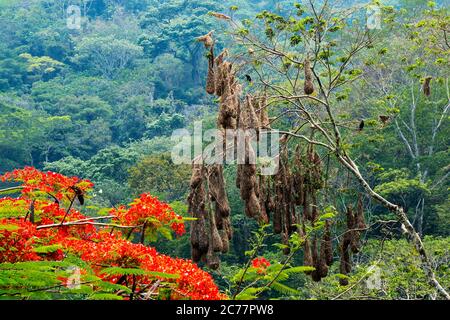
60, 231, 224, 300
251, 257, 271, 274
0, 218, 40, 263
112, 193, 186, 236
0, 167, 223, 300
0, 198, 30, 218
1, 166, 94, 202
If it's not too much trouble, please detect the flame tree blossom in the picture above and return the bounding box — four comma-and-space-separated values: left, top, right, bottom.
0, 167, 224, 300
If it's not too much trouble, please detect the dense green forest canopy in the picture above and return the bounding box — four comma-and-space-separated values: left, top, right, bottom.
0, 0, 448, 300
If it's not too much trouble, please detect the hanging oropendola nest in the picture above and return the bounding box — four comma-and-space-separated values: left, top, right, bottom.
303, 236, 314, 273
356, 194, 367, 230
188, 163, 210, 263
423, 76, 432, 97
337, 197, 366, 285
208, 164, 231, 219
323, 220, 334, 267
258, 95, 271, 129
206, 46, 216, 95
304, 57, 315, 95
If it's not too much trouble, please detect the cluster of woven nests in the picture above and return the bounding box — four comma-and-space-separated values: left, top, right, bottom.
339, 196, 367, 285
188, 162, 232, 270
188, 36, 240, 269
190, 36, 366, 284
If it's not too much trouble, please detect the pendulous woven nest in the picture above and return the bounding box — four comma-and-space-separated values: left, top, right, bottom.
304, 57, 315, 95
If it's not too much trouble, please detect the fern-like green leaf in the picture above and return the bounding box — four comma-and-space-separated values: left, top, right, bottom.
284, 266, 316, 274
147, 271, 180, 279
270, 281, 300, 296
235, 287, 266, 300
88, 293, 123, 300
33, 244, 63, 254
100, 267, 148, 276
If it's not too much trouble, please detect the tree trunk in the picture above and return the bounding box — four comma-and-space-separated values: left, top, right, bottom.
190, 47, 202, 85
412, 197, 425, 236
337, 153, 450, 299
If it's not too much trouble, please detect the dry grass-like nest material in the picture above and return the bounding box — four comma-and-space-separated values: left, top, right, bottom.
304, 57, 315, 95
423, 76, 432, 97
311, 237, 322, 282
206, 46, 216, 94
323, 220, 333, 266
188, 164, 209, 262
188, 160, 234, 268
235, 94, 270, 224
188, 43, 242, 268
253, 95, 271, 130
337, 198, 366, 285
303, 236, 313, 273
208, 164, 231, 218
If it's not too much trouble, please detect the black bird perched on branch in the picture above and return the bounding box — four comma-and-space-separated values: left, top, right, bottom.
245, 74, 252, 83
70, 186, 85, 205
359, 120, 365, 131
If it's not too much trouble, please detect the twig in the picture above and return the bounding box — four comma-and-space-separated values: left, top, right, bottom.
144, 280, 161, 300
37, 220, 142, 230
232, 231, 268, 299
0, 186, 24, 193
59, 195, 76, 225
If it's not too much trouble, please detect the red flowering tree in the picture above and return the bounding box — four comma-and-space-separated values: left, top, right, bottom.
111, 193, 186, 241
0, 167, 225, 300
251, 257, 271, 274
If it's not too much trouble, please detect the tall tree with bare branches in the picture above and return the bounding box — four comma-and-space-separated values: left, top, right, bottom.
212, 0, 449, 299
